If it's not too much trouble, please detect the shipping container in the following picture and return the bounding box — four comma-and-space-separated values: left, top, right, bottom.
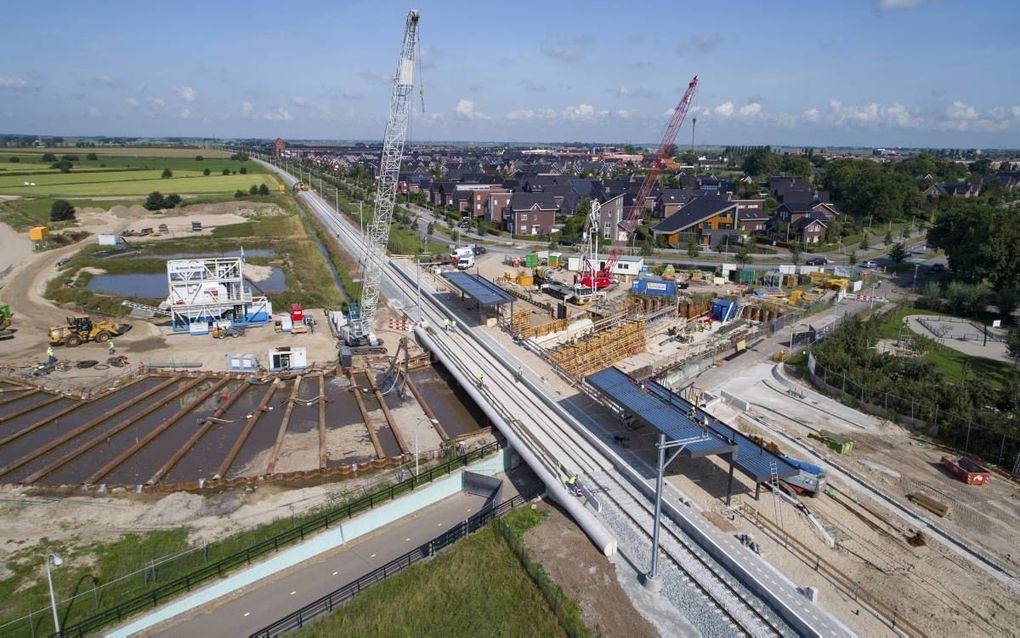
711, 299, 737, 322
29, 226, 48, 241
630, 278, 677, 297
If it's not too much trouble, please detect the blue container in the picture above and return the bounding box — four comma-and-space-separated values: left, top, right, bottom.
711, 299, 736, 322
631, 278, 677, 297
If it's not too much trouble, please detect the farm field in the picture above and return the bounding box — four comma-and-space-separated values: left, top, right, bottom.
0, 172, 277, 197
1, 146, 231, 158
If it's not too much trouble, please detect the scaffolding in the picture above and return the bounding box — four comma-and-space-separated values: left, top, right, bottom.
166, 257, 272, 331
548, 320, 646, 379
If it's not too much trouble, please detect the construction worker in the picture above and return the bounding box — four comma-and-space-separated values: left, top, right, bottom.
443, 318, 450, 332
566, 474, 580, 496
108, 339, 116, 356
46, 345, 56, 366
516, 365, 524, 383
477, 372, 485, 388
450, 319, 457, 333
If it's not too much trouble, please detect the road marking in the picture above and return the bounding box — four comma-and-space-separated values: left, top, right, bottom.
289, 591, 296, 596
405, 537, 411, 542
243, 612, 250, 617
332, 570, 339, 576
370, 553, 376, 558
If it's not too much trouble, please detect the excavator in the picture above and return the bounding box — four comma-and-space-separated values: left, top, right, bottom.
48, 316, 129, 347
0, 304, 14, 341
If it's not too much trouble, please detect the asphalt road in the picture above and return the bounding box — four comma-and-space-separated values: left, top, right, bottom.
149, 491, 492, 637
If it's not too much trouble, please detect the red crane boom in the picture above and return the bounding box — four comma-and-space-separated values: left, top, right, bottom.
597, 74, 699, 282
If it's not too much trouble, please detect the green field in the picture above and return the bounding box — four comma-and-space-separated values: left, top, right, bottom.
293, 514, 568, 638
1, 146, 231, 158
0, 173, 276, 197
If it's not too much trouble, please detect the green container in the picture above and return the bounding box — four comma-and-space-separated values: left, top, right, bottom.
524, 254, 539, 268
548, 254, 559, 268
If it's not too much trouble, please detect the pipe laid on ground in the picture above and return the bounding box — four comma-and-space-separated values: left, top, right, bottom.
414, 324, 617, 557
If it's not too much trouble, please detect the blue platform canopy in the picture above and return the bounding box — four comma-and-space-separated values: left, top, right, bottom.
442, 272, 513, 306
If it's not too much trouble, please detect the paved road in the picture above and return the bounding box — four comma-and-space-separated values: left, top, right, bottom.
150, 490, 494, 637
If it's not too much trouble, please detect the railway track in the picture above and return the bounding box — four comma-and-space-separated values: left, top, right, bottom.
262, 159, 850, 637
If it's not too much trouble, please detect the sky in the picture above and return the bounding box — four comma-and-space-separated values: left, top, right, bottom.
2, 0, 1019, 148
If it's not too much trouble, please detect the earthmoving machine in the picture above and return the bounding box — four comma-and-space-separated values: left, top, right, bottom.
579, 75, 699, 291
0, 304, 14, 341
342, 10, 421, 347
48, 316, 128, 347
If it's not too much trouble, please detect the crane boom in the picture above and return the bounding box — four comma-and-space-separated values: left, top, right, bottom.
348, 10, 420, 344
599, 75, 698, 281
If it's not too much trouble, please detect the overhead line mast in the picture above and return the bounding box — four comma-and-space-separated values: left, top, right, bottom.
345, 10, 421, 345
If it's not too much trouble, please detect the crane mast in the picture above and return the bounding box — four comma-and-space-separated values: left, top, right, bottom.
587, 75, 698, 287
347, 10, 420, 345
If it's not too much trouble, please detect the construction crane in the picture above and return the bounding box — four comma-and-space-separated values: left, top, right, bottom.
580, 75, 699, 291
344, 10, 420, 346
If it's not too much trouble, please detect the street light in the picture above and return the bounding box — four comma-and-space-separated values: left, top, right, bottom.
45, 553, 63, 633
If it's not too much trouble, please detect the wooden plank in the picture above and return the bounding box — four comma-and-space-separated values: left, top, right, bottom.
86, 378, 230, 484
351, 374, 385, 460
374, 387, 409, 455
318, 373, 327, 470
266, 376, 302, 475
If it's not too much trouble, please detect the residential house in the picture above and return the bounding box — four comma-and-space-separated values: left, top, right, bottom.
595, 194, 627, 242
794, 213, 829, 245
732, 199, 768, 235
468, 187, 511, 222
506, 192, 558, 235
924, 181, 981, 198
650, 197, 739, 248
773, 201, 839, 243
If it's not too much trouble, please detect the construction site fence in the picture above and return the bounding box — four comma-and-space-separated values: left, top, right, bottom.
738, 504, 927, 637
806, 351, 1020, 474
52, 442, 503, 638
249, 494, 530, 638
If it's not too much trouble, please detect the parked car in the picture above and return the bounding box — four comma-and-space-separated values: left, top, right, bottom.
858, 260, 878, 269
805, 257, 828, 266
930, 263, 946, 273
471, 245, 487, 255
557, 239, 576, 247
56, 258, 71, 268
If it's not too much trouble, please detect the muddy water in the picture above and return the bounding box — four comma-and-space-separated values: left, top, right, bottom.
357, 377, 402, 458
4, 377, 175, 483
101, 380, 242, 486
408, 366, 485, 439
287, 378, 322, 434
322, 378, 375, 468
226, 380, 292, 479
164, 383, 263, 483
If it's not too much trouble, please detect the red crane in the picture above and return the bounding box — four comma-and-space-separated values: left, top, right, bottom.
580, 75, 699, 290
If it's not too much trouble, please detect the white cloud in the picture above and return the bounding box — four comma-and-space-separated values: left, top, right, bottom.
0, 75, 29, 89
82, 75, 122, 88
878, 0, 927, 9
454, 98, 488, 120
241, 101, 254, 118
677, 32, 721, 55
505, 108, 557, 122
339, 88, 364, 100
945, 100, 978, 121
713, 101, 735, 118
540, 46, 579, 62
615, 109, 636, 120
825, 99, 919, 128
613, 86, 657, 99
289, 96, 307, 107
738, 102, 762, 118
125, 96, 140, 108
179, 108, 192, 119
563, 103, 608, 121
360, 69, 391, 84
175, 86, 197, 102
1012, 106, 1020, 119
145, 98, 165, 116
264, 107, 292, 121
88, 107, 101, 118
802, 108, 821, 123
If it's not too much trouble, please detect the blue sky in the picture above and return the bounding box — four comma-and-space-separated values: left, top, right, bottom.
2, 0, 1019, 147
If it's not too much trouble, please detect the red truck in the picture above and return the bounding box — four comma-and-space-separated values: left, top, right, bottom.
941, 456, 991, 486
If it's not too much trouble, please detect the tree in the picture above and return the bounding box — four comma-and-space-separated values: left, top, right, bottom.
859, 233, 870, 250
234, 189, 245, 198
426, 222, 435, 236
640, 239, 654, 257
49, 199, 75, 222
7, 156, 18, 163
823, 158, 924, 222
735, 245, 752, 267
258, 183, 270, 195
195, 155, 204, 161
143, 192, 166, 210
901, 221, 912, 240
239, 166, 248, 175
50, 160, 72, 172
884, 230, 893, 246
222, 168, 231, 176
686, 238, 700, 259
203, 168, 211, 176
249, 184, 259, 195
61, 154, 79, 161
849, 250, 858, 266
164, 193, 182, 208
790, 244, 801, 264
41, 153, 56, 162
161, 168, 173, 179
85, 152, 98, 160
889, 242, 907, 264
1008, 331, 1020, 364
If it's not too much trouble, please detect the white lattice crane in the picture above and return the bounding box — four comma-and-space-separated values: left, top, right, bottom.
345, 10, 420, 345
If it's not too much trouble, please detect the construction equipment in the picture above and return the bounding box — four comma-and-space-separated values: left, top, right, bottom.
343, 10, 421, 347
580, 75, 699, 291
211, 325, 245, 339
0, 304, 14, 341
48, 316, 128, 348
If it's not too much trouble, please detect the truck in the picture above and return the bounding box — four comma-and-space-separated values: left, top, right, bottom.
781, 455, 828, 496
941, 456, 991, 485
450, 247, 475, 270
48, 316, 129, 347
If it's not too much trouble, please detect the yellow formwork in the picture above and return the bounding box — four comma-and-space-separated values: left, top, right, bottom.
548, 321, 646, 379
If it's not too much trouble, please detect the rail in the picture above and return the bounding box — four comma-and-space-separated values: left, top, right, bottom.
249, 494, 528, 638
55, 442, 502, 638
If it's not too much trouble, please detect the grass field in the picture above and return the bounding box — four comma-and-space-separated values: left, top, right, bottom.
0, 172, 276, 197
0, 196, 142, 229
1, 146, 231, 158
292, 511, 567, 638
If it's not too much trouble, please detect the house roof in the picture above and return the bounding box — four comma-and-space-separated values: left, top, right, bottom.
651, 197, 737, 234
794, 211, 830, 230
510, 192, 559, 211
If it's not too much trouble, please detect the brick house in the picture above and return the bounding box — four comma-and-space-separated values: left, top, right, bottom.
506, 192, 558, 235
468, 187, 511, 222
733, 199, 769, 235
650, 197, 739, 248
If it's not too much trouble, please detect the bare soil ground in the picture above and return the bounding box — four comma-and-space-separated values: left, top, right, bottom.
524, 501, 657, 638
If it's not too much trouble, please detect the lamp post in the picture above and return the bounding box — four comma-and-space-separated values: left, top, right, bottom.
45, 553, 63, 633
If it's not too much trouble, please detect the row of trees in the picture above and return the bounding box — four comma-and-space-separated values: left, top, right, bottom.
234, 184, 270, 197
143, 192, 182, 210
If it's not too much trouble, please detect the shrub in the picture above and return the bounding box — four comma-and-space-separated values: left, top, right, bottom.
203, 168, 210, 176
86, 152, 98, 160
50, 199, 76, 222
164, 194, 182, 208
161, 168, 173, 179
41, 153, 56, 162
234, 189, 245, 198
8, 156, 19, 163
249, 184, 259, 195
239, 166, 248, 174
222, 168, 231, 176
258, 183, 269, 195
144, 192, 166, 210
195, 155, 204, 161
